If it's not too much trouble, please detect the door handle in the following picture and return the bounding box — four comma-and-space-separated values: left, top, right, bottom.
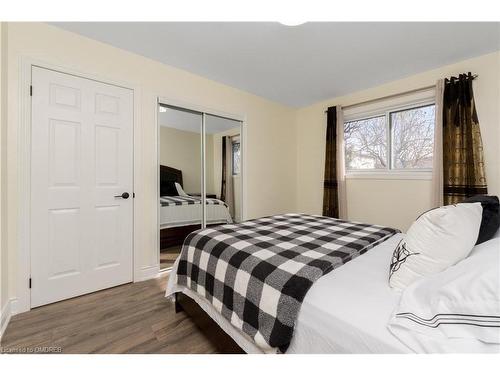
114, 192, 130, 199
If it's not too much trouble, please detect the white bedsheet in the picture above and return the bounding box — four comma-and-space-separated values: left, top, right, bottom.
166, 233, 409, 353
160, 202, 232, 229
287, 233, 409, 353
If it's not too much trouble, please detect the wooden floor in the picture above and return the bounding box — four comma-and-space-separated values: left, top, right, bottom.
0, 275, 220, 354
160, 245, 181, 270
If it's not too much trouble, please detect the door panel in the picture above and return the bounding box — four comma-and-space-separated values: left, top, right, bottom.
95, 93, 120, 115
50, 83, 82, 110
48, 208, 82, 279
95, 125, 119, 185
49, 119, 81, 186
94, 206, 121, 269
31, 66, 133, 308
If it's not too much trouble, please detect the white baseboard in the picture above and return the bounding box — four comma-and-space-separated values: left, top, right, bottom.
134, 264, 161, 282
0, 298, 15, 341
10, 298, 19, 315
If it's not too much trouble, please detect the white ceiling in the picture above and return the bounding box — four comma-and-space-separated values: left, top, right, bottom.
52, 22, 500, 107
158, 106, 241, 134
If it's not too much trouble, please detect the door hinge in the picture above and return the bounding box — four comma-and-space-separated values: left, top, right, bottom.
29, 277, 32, 289
133, 192, 135, 198
30, 85, 33, 96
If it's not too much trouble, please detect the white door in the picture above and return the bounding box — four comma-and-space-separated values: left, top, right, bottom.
30, 66, 134, 308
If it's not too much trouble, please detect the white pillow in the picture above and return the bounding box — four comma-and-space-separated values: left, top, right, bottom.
388, 237, 500, 353
175, 182, 189, 197
389, 203, 482, 290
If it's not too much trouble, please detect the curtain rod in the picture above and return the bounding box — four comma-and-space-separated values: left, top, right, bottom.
324, 74, 478, 113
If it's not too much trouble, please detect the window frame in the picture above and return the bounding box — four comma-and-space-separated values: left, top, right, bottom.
343, 93, 435, 180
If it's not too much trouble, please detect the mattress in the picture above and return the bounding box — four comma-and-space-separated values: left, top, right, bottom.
166, 232, 410, 353
160, 201, 233, 229
287, 233, 409, 353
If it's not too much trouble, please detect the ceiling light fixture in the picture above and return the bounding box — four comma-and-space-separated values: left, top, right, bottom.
278, 21, 306, 27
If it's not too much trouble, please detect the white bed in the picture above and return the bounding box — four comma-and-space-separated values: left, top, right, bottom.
166, 228, 500, 354
160, 200, 233, 229
159, 165, 233, 229
287, 233, 410, 353
166, 233, 411, 353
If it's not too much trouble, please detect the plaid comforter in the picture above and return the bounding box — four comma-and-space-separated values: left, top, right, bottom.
175, 213, 399, 352
160, 196, 228, 208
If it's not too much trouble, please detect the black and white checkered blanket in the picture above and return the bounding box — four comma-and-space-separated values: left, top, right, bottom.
175, 213, 399, 352
160, 196, 228, 208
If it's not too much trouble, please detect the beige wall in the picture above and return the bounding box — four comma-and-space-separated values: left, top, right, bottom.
0, 22, 9, 327
5, 22, 297, 309
206, 134, 215, 197
159, 126, 204, 193
296, 51, 500, 231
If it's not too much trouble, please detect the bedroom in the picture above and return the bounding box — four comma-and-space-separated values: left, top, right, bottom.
0, 1, 499, 372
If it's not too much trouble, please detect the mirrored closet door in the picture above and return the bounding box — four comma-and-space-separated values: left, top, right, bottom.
158, 102, 243, 270
158, 104, 202, 270
205, 114, 242, 224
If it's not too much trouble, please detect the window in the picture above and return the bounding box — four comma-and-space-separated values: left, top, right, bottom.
344, 116, 387, 170
344, 103, 435, 174
232, 140, 241, 175
391, 105, 435, 169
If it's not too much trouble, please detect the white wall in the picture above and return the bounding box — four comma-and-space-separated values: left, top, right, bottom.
0, 22, 10, 337
5, 22, 297, 311
296, 51, 500, 231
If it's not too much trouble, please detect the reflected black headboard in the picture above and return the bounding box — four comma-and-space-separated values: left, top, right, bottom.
160, 165, 183, 196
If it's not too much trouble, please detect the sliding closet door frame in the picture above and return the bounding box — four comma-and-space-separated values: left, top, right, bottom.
204, 113, 244, 222
156, 96, 246, 274
201, 113, 207, 228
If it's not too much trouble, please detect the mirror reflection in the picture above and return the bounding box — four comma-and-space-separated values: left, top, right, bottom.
205, 114, 242, 224
158, 104, 242, 270
159, 104, 202, 270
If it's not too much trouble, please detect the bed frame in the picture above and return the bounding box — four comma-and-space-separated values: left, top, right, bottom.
159, 165, 201, 249
175, 292, 244, 353
160, 165, 183, 194
160, 224, 202, 249
164, 166, 242, 352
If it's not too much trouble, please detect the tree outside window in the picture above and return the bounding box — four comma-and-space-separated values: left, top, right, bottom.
344, 104, 435, 172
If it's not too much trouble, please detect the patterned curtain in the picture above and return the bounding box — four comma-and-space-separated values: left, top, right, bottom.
442, 73, 488, 205
220, 136, 227, 201
224, 136, 235, 218
322, 106, 339, 217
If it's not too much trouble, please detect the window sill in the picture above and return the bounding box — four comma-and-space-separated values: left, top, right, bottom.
345, 172, 432, 181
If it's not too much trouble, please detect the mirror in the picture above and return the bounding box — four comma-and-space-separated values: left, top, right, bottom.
205, 114, 242, 223
157, 103, 243, 270
158, 104, 202, 270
